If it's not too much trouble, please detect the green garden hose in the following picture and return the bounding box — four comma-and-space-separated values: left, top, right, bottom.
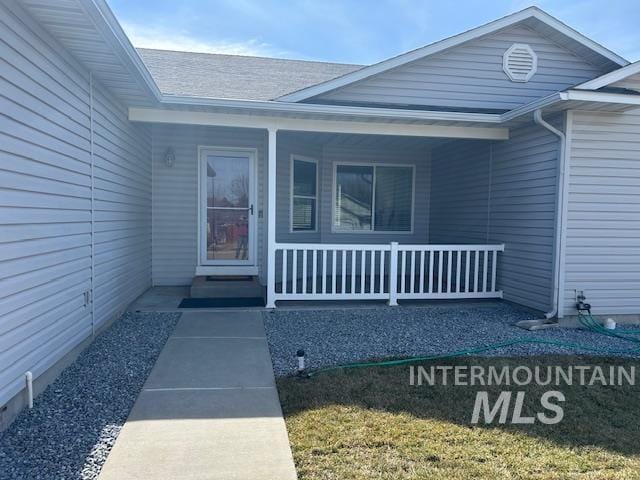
304, 313, 640, 378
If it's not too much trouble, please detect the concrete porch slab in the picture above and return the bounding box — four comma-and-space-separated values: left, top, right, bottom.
173, 311, 265, 338
145, 337, 275, 389
99, 388, 296, 480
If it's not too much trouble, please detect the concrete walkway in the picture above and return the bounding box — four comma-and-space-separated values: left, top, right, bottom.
99, 311, 297, 480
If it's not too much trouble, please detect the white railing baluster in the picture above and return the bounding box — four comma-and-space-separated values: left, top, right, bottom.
400, 251, 406, 294
419, 251, 425, 294
341, 250, 347, 294
428, 251, 434, 294
291, 249, 297, 294
369, 249, 375, 293
437, 251, 443, 293
360, 251, 366, 294
379, 251, 385, 294
322, 250, 327, 294
455, 251, 461, 293
465, 250, 470, 293
331, 249, 337, 294
483, 250, 489, 293
351, 250, 356, 294
302, 249, 307, 294
473, 250, 479, 293
410, 251, 416, 294
282, 249, 288, 295
312, 250, 317, 294
446, 250, 452, 293
491, 250, 498, 292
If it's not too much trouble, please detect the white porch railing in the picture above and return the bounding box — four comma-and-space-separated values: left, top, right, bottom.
270, 242, 504, 304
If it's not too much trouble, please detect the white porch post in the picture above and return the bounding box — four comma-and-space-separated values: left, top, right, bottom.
266, 128, 277, 308
388, 242, 399, 306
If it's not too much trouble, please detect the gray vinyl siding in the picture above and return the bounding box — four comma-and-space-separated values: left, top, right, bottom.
151, 124, 267, 286
430, 120, 561, 312
563, 109, 640, 316
489, 121, 560, 312
313, 25, 605, 111
0, 1, 152, 407
430, 140, 491, 244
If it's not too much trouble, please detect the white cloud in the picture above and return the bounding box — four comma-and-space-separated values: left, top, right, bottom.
120, 21, 282, 57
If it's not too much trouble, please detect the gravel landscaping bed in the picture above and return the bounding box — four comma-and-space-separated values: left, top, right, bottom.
264, 302, 640, 376
0, 311, 180, 480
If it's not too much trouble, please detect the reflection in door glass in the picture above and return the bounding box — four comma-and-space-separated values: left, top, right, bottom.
207, 156, 249, 208
206, 209, 249, 260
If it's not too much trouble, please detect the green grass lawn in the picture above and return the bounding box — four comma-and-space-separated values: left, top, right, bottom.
277, 356, 640, 480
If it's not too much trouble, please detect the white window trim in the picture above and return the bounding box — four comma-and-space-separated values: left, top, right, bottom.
290, 154, 319, 233
331, 161, 415, 235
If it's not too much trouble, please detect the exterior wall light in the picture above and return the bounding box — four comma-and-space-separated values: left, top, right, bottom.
164, 147, 175, 167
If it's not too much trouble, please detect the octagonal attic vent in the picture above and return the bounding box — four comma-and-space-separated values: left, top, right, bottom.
503, 44, 537, 82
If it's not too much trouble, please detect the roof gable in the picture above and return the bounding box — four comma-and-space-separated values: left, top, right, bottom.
278, 7, 627, 103
308, 24, 608, 112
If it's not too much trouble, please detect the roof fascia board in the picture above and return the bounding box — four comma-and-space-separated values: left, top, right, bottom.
129, 107, 509, 140
277, 7, 628, 103
564, 89, 640, 105
81, 0, 161, 100
500, 92, 565, 121
574, 61, 640, 90
500, 89, 640, 123
160, 94, 503, 123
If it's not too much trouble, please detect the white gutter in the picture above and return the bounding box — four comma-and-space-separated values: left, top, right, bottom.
533, 109, 567, 320
160, 94, 504, 123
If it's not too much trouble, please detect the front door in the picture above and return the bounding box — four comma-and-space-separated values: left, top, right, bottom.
199, 147, 256, 267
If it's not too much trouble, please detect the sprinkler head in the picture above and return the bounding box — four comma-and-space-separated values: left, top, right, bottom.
296, 349, 306, 375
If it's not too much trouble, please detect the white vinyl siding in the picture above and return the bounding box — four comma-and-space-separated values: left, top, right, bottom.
563, 109, 640, 316
430, 120, 561, 312
314, 25, 605, 111
151, 124, 267, 285
0, 1, 152, 408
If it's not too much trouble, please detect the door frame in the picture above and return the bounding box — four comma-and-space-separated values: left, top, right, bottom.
197, 146, 258, 271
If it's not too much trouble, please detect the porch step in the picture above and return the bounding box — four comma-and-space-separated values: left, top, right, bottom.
190, 276, 265, 299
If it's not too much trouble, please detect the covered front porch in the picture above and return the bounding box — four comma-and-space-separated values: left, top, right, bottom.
131, 106, 554, 312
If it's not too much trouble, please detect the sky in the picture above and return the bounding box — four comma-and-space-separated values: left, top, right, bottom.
109, 0, 640, 65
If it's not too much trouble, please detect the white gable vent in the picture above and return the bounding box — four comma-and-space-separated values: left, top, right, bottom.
503, 44, 538, 82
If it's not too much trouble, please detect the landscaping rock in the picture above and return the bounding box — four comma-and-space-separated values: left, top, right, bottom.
0, 311, 179, 480
263, 302, 640, 376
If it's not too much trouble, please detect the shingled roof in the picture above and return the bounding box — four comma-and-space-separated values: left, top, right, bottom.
136, 48, 363, 101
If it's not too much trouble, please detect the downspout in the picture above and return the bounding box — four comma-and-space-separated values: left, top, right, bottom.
89, 72, 95, 337
533, 109, 566, 320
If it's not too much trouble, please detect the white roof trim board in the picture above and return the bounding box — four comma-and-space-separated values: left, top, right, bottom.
277, 6, 628, 102
574, 60, 640, 90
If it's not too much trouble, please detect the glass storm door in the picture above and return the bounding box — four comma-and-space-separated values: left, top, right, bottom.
199, 148, 256, 266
